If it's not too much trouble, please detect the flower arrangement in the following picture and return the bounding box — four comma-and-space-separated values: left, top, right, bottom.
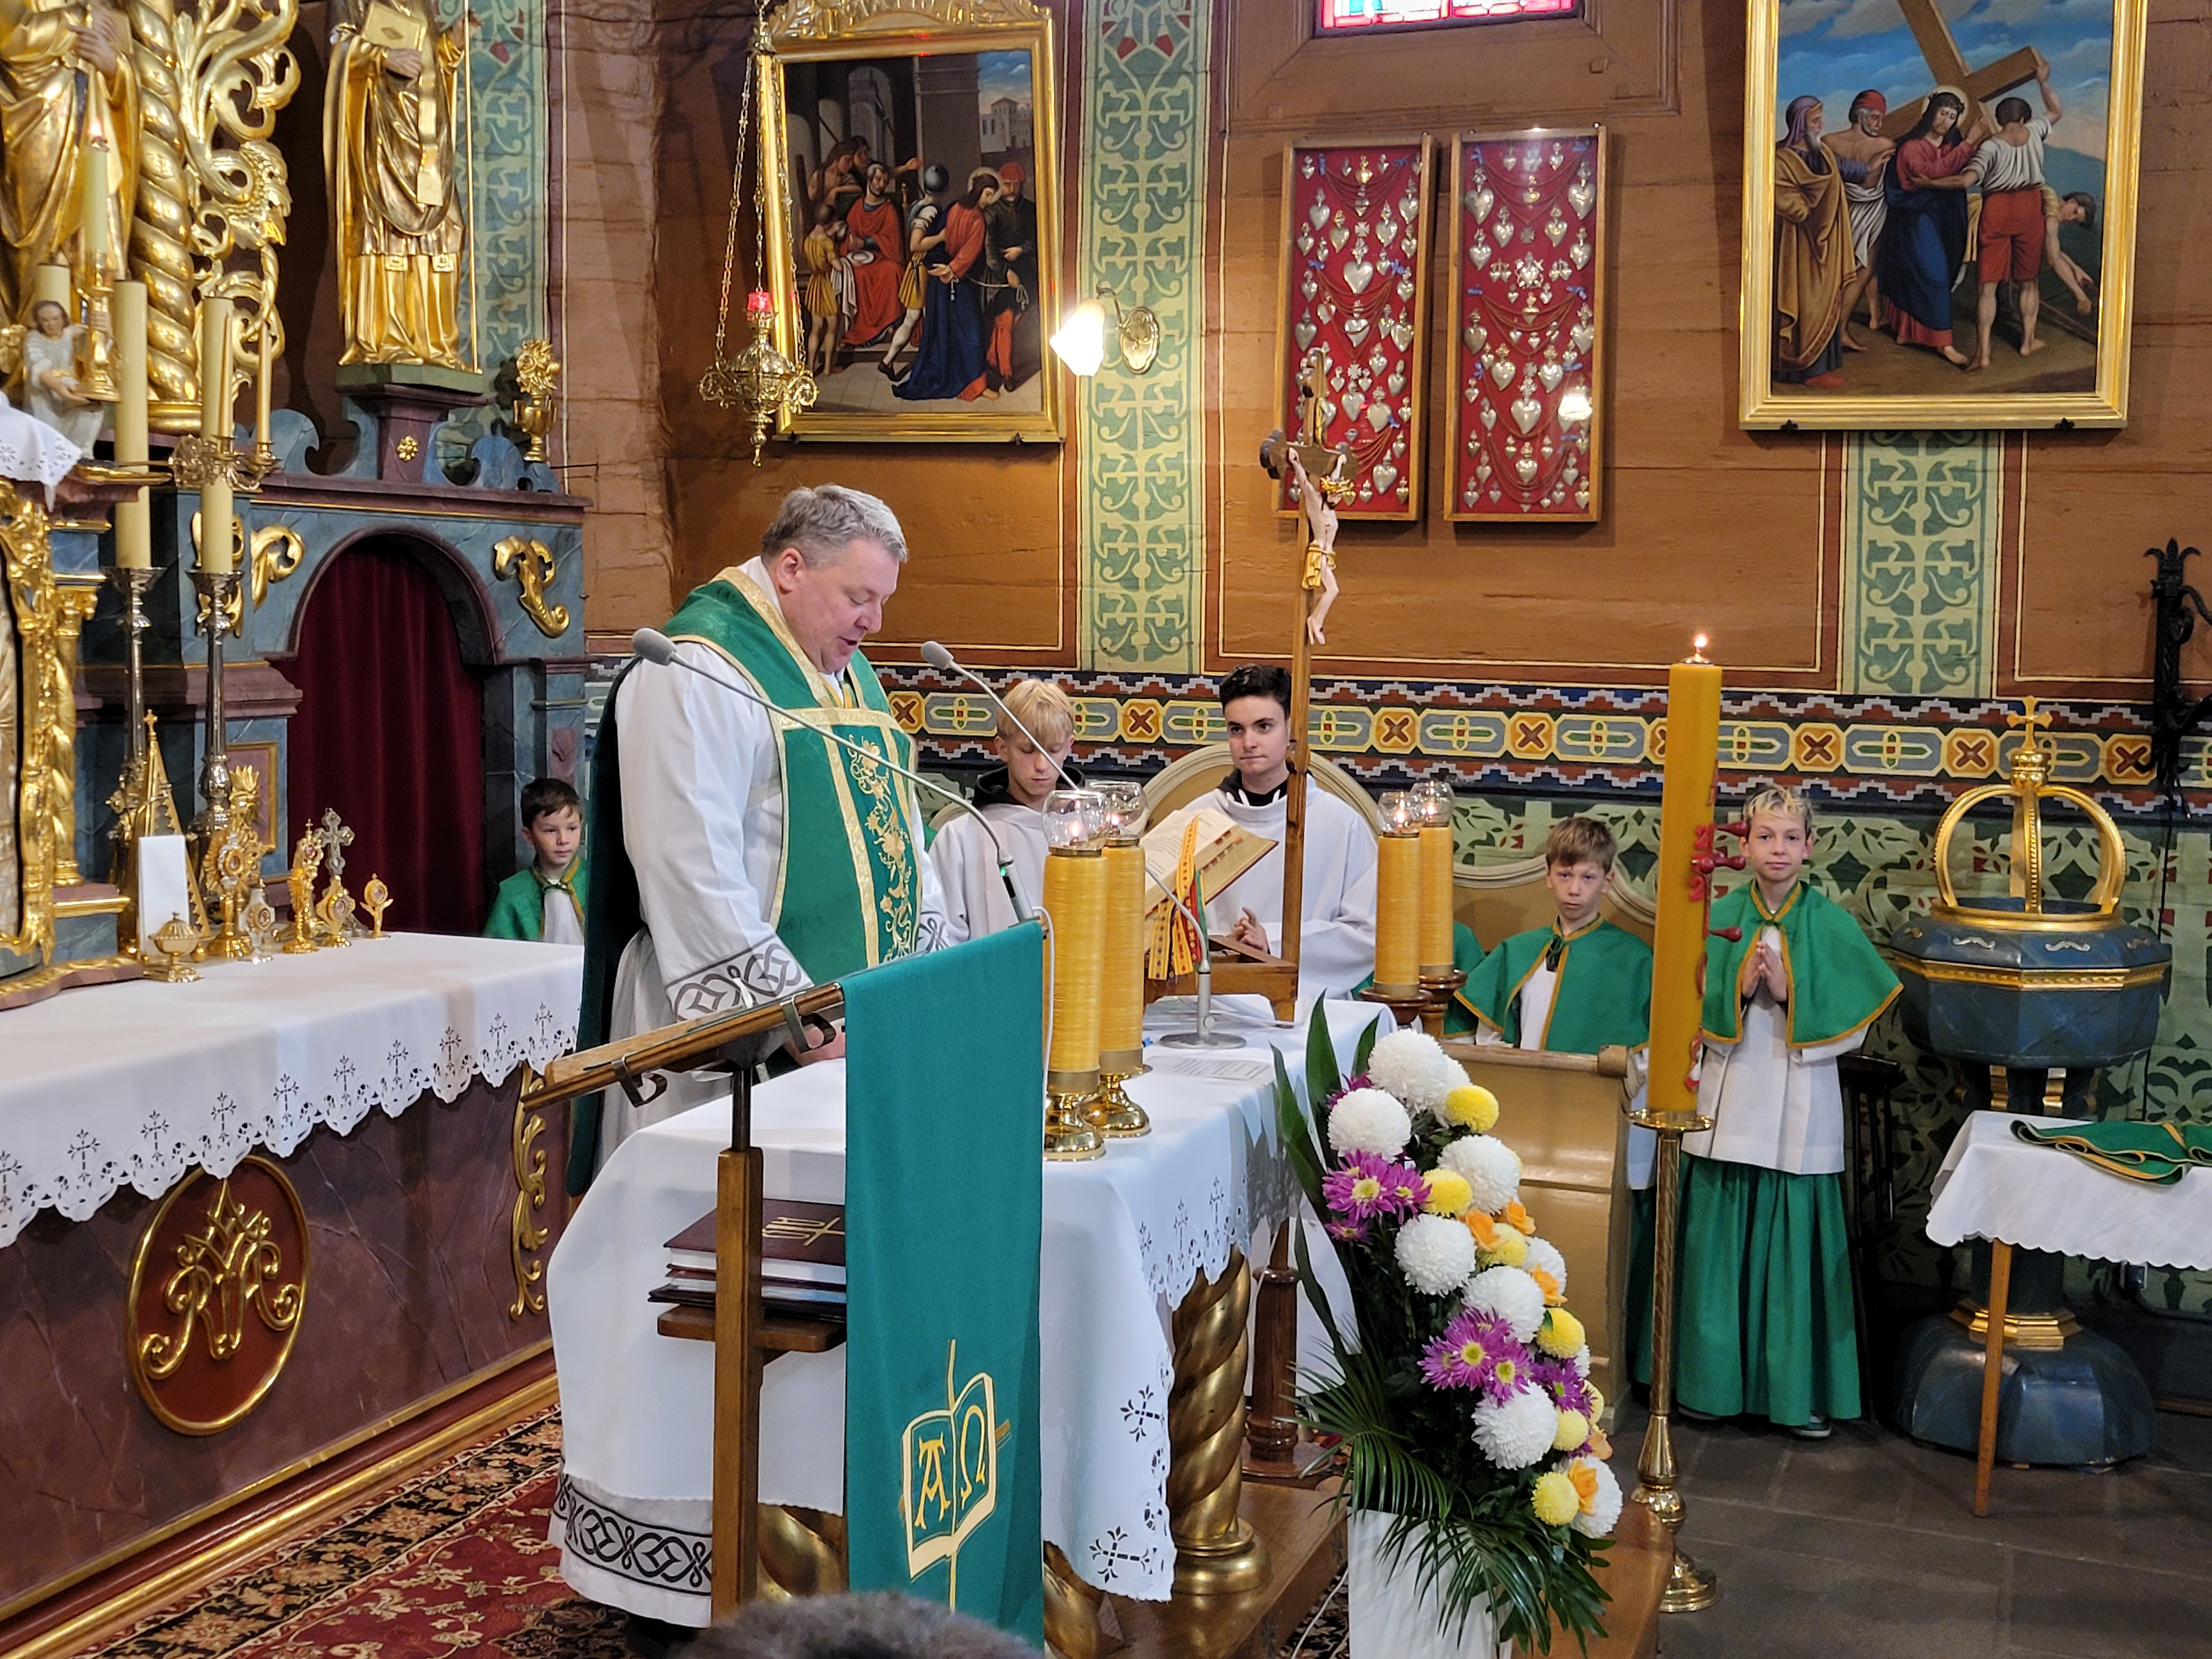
1278, 1007, 1617, 1650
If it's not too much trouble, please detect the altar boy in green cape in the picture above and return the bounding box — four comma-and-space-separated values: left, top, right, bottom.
1458, 816, 1656, 1353
1675, 786, 1897, 1438
483, 777, 588, 945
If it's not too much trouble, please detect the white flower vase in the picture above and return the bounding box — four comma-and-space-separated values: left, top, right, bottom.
1346, 1512, 1512, 1659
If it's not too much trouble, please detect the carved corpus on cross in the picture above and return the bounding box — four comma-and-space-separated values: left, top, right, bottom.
1881, 0, 2041, 138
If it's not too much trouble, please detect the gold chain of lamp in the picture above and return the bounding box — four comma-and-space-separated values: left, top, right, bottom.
698, 12, 817, 463
1931, 698, 2128, 920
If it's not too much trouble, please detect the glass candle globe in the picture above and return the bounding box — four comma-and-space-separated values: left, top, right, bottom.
1409, 778, 1455, 827
1096, 780, 1146, 842
1378, 789, 1419, 835
1044, 787, 1108, 850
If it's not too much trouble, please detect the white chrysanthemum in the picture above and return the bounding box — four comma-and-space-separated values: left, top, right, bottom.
1568, 1455, 1624, 1537
1440, 1134, 1521, 1212
1326, 1087, 1412, 1158
1569, 1342, 1592, 1378
1463, 1264, 1545, 1343
1367, 1029, 1457, 1114
1395, 1213, 1478, 1294
1471, 1384, 1559, 1469
1523, 1236, 1567, 1298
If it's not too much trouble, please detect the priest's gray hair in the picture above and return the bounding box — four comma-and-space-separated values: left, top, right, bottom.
762, 484, 909, 568
684, 1591, 1040, 1659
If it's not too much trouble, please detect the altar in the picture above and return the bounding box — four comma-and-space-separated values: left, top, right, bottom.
547, 997, 1383, 1627
0, 937, 582, 1637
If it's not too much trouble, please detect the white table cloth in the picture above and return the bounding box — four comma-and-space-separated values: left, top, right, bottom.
0, 934, 585, 1246
547, 997, 1385, 1623
1927, 1111, 2212, 1271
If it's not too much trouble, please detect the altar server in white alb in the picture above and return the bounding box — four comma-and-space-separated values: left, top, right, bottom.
1204, 662, 1378, 1001
570, 485, 947, 1191
930, 679, 1081, 942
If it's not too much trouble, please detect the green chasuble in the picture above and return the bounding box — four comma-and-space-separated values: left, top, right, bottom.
483, 861, 587, 942
1456, 916, 1652, 1052
1699, 880, 1897, 1048
568, 567, 927, 1194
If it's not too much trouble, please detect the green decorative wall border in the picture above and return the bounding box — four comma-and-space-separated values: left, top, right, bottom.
1074, 1, 1210, 673
1840, 432, 2002, 699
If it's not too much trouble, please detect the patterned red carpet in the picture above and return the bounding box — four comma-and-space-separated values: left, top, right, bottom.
88, 1410, 627, 1659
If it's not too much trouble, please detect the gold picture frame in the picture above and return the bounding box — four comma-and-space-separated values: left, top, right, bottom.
757, 0, 1063, 444
1738, 0, 2146, 430
0, 482, 66, 981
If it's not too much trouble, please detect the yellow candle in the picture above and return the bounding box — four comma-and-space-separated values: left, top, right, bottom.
1646, 642, 1724, 1122
198, 295, 232, 438
1043, 846, 1106, 1085
80, 141, 108, 263
1099, 838, 1147, 1070
255, 318, 274, 453
113, 281, 150, 569
32, 262, 71, 315
1419, 824, 1455, 975
1374, 831, 1422, 995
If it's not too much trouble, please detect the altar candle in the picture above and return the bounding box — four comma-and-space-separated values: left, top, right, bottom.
1413, 779, 1457, 976
1373, 789, 1422, 995
255, 319, 273, 453
1646, 639, 1724, 1122
1043, 845, 1107, 1085
196, 297, 235, 572
113, 281, 150, 569
80, 142, 109, 263
1099, 834, 1147, 1072
32, 262, 71, 315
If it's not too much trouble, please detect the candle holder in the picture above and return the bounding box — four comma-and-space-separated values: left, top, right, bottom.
1042, 794, 1109, 1162
171, 429, 276, 495
1627, 1103, 1721, 1614
1090, 782, 1152, 1138
188, 566, 240, 883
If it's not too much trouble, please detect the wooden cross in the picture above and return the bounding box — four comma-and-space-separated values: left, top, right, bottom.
1879, 0, 2040, 139
314, 808, 354, 886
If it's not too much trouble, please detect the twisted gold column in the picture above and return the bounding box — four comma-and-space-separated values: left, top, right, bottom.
756, 1503, 847, 1600
1166, 1248, 1270, 1596
48, 577, 103, 885
126, 0, 201, 427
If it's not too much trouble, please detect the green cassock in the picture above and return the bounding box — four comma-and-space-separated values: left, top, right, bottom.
567, 567, 928, 1194
483, 860, 587, 942
1455, 916, 1653, 1052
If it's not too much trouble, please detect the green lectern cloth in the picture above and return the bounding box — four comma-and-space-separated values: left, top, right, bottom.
2011, 1119, 2212, 1185
843, 925, 1045, 1644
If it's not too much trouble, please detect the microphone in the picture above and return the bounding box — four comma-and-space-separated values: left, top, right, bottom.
630, 628, 1033, 923
921, 640, 1080, 792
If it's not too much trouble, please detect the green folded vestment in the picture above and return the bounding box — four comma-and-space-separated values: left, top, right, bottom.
1456, 916, 1652, 1053
1700, 881, 1897, 1049
2011, 1118, 2212, 1185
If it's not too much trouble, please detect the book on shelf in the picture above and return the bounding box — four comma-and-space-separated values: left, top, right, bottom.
652, 1196, 847, 1317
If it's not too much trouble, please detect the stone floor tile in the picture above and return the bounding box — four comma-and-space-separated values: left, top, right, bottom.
2004, 1555, 2211, 1659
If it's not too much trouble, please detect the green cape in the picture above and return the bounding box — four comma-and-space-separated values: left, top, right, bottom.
1700, 881, 1898, 1049
483, 860, 586, 942
569, 569, 926, 1194
1455, 916, 1652, 1053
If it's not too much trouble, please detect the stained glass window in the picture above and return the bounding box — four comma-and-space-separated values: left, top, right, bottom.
1316, 0, 1580, 33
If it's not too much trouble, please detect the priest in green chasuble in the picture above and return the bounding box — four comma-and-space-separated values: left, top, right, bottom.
1673, 787, 1897, 1437
569, 486, 946, 1191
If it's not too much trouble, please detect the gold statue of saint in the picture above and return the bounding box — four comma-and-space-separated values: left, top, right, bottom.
0, 1, 137, 323
323, 0, 469, 368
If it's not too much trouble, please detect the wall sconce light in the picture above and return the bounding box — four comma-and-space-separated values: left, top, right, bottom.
1050, 285, 1160, 377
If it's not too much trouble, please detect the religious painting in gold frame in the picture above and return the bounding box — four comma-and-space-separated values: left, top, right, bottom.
1272, 136, 1437, 521
755, 0, 1063, 444
1739, 0, 2146, 430
1444, 127, 1607, 522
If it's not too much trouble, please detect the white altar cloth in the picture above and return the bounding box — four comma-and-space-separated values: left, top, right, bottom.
0, 934, 584, 1246
1927, 1111, 2212, 1271
547, 997, 1385, 1623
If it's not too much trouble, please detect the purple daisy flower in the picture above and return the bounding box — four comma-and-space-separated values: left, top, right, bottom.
1324, 1217, 1370, 1244
1418, 1308, 1532, 1402
1532, 1356, 1595, 1418
1322, 1149, 1396, 1221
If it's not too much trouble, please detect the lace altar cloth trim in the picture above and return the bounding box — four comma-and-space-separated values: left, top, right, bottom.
0, 395, 84, 494
0, 934, 583, 1246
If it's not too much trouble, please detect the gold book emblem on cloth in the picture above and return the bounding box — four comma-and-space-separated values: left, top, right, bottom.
901, 1342, 1010, 1608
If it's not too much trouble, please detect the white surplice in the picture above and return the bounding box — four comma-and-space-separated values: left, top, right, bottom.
1684, 925, 1862, 1177
930, 800, 1046, 943
1202, 781, 1377, 1002
539, 885, 584, 947
1474, 958, 1655, 1188
604, 556, 946, 1164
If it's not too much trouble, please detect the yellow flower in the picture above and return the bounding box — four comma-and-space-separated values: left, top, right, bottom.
1476, 1223, 1528, 1269
1532, 1469, 1580, 1527
1553, 1408, 1590, 1451
1536, 1308, 1586, 1358
1422, 1169, 1474, 1217
1444, 1084, 1500, 1132
1529, 1267, 1564, 1306
1586, 1383, 1606, 1422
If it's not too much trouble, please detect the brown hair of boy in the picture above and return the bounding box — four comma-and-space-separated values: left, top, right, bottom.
1543, 815, 1617, 874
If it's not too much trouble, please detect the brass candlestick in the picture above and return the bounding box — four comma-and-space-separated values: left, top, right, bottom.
1628, 1104, 1721, 1614
187, 567, 240, 890
1416, 966, 1468, 1039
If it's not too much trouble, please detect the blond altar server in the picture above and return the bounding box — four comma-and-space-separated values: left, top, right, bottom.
569, 486, 947, 1191
930, 679, 1080, 943
1205, 663, 1377, 1002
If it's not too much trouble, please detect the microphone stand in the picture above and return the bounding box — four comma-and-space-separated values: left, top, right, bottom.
926, 641, 1240, 1051
634, 630, 1032, 924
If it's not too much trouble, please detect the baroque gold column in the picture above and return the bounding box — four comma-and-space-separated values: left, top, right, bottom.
1166, 1248, 1269, 1596
49, 575, 104, 886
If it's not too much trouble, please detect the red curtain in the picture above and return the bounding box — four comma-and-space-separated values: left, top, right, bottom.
287, 540, 487, 934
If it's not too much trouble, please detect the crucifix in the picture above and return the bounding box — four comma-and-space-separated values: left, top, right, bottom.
1880, 0, 2041, 138
313, 809, 354, 888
